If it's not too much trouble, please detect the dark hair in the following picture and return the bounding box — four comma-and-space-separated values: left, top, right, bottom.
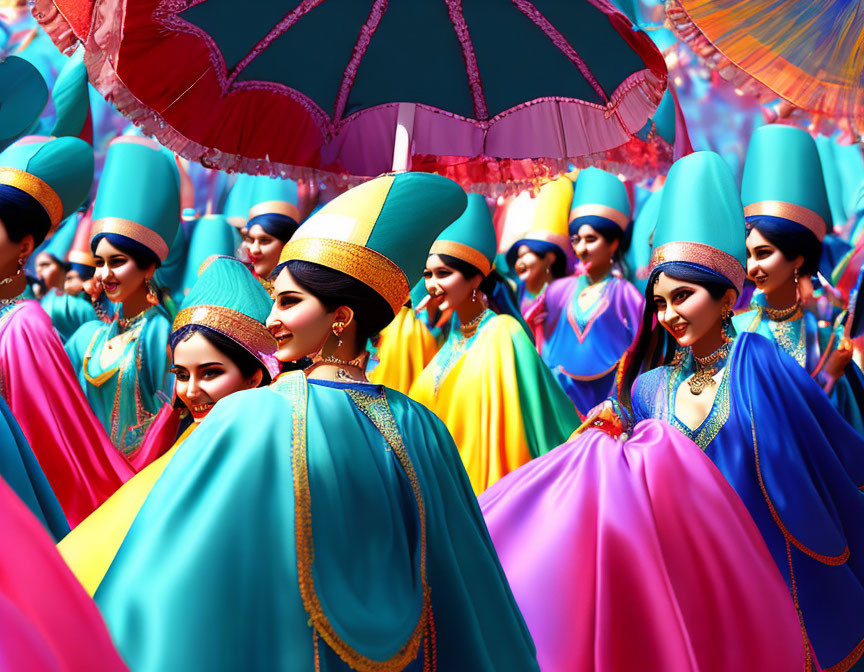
280, 259, 394, 346
91, 232, 161, 270
0, 184, 52, 246
746, 215, 820, 277
569, 215, 632, 260
505, 240, 568, 279
170, 324, 271, 385
69, 261, 95, 280
433, 253, 525, 323
619, 263, 734, 409
247, 213, 299, 243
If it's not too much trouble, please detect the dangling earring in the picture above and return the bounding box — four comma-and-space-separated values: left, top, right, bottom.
793, 267, 799, 286
0, 257, 24, 287
331, 321, 345, 349
472, 288, 477, 303
721, 306, 734, 343
145, 279, 159, 306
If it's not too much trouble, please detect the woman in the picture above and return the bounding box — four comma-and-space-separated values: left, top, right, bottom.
241, 175, 301, 287
59, 255, 277, 595
66, 136, 179, 458
620, 151, 864, 671
0, 136, 133, 528
506, 177, 573, 317
532, 167, 643, 416
734, 125, 864, 433
91, 173, 539, 671
411, 194, 579, 494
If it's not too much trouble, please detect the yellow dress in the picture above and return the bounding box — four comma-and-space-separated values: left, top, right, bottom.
370, 306, 440, 394
58, 424, 196, 596
410, 310, 579, 494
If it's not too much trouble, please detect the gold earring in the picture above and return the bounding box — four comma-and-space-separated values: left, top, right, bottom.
145, 279, 159, 306
793, 268, 799, 285
332, 321, 345, 348
472, 288, 477, 302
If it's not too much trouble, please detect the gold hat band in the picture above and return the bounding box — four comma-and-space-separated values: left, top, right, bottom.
650, 241, 746, 293
569, 204, 630, 229
67, 250, 96, 266
429, 240, 492, 277
279, 238, 409, 315
0, 167, 63, 228
743, 201, 826, 242
249, 200, 301, 222
90, 217, 170, 261
173, 304, 277, 359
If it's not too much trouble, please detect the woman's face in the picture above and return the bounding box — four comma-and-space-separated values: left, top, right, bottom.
513, 245, 552, 288
64, 269, 85, 296
571, 224, 618, 276
267, 267, 337, 363
652, 272, 728, 348
423, 254, 479, 313
93, 238, 153, 305
242, 224, 283, 278
745, 227, 802, 296
171, 331, 261, 422
35, 252, 66, 290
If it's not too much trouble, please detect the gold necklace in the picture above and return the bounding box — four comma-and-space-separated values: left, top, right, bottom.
687, 342, 731, 395
306, 352, 370, 383
460, 309, 487, 339
762, 301, 800, 322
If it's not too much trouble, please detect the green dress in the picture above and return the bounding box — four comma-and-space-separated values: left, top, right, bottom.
94, 373, 539, 671
66, 305, 173, 456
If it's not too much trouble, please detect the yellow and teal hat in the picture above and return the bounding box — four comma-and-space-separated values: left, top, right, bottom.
650, 151, 747, 293
741, 125, 831, 242
0, 135, 94, 237
0, 56, 48, 152
506, 176, 573, 267
429, 194, 496, 277
278, 172, 467, 315
49, 50, 91, 141
569, 167, 631, 235
171, 256, 278, 378
90, 137, 180, 262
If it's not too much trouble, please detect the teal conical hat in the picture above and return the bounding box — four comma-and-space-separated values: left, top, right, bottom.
90, 137, 180, 261
0, 135, 94, 235
247, 175, 300, 221
569, 167, 631, 234
41, 213, 79, 262
651, 151, 747, 292
741, 125, 830, 242
182, 215, 241, 294
429, 194, 496, 276
172, 256, 277, 375
49, 50, 91, 140
222, 173, 257, 228
0, 56, 48, 152
279, 173, 467, 315
624, 186, 663, 292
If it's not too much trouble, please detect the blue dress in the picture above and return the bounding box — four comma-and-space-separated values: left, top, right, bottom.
633, 333, 864, 671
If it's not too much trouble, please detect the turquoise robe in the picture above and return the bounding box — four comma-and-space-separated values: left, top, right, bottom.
94, 374, 539, 671
41, 291, 98, 343
66, 306, 173, 456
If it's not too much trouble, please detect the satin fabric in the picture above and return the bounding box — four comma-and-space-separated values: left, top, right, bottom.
0, 395, 67, 541
535, 274, 643, 416
480, 420, 806, 672
410, 312, 579, 494
129, 403, 182, 472
94, 375, 538, 671
66, 305, 174, 456
633, 333, 864, 671
0, 301, 132, 527
369, 305, 439, 395
41, 290, 98, 343
59, 423, 196, 597
0, 476, 128, 672
735, 294, 864, 433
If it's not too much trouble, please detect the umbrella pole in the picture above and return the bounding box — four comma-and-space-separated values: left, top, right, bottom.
391, 103, 416, 172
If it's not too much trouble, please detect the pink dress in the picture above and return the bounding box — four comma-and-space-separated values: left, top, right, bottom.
480, 420, 808, 672
0, 301, 133, 526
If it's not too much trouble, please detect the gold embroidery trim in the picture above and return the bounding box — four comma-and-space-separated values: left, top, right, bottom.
745, 201, 826, 242
173, 305, 277, 357
650, 241, 746, 293
249, 200, 300, 222
429, 240, 491, 276
569, 203, 629, 229
279, 238, 409, 315
0, 167, 63, 227
90, 217, 170, 261
67, 250, 96, 266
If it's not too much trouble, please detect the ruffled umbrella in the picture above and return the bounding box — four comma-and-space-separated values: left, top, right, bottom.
33, 0, 666, 191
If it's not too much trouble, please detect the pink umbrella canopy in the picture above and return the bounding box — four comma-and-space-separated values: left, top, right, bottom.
34, 0, 667, 189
